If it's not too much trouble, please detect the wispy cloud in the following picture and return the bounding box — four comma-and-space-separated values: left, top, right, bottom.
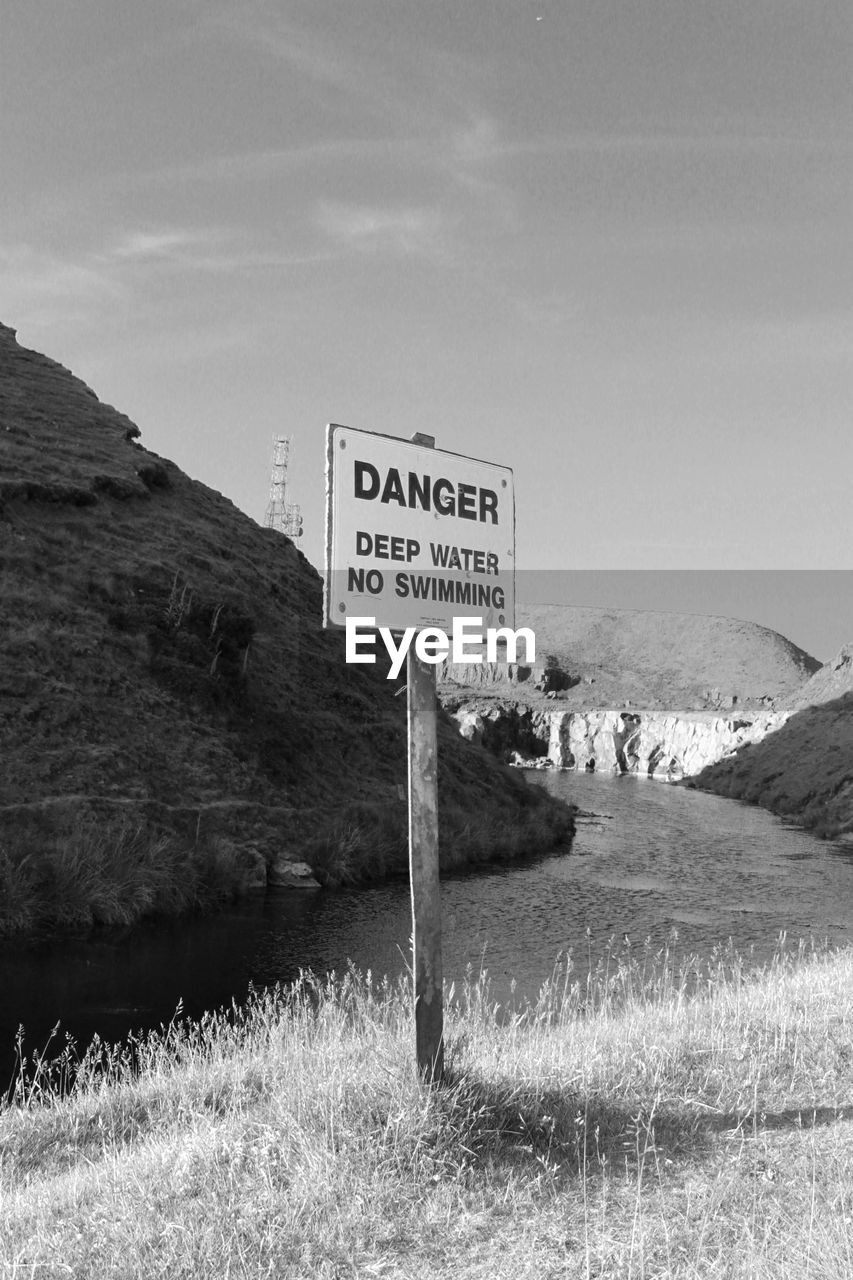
107, 230, 212, 261
96, 226, 332, 275
0, 224, 334, 340
200, 1, 492, 135
453, 116, 504, 164
0, 229, 227, 304
208, 7, 363, 95
452, 118, 853, 166
203, 5, 426, 126
98, 138, 418, 192
316, 202, 448, 256
0, 243, 121, 313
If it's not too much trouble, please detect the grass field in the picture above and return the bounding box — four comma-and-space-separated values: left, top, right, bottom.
2, 938, 852, 1277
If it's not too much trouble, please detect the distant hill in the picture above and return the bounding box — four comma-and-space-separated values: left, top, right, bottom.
689, 645, 853, 840
442, 602, 819, 710
0, 322, 572, 934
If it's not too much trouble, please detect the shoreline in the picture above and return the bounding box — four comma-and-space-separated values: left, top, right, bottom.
0, 789, 576, 944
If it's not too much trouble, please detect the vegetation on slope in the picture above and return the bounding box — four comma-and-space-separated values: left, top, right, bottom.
0, 322, 573, 936
691, 647, 853, 840
784, 644, 853, 715
2, 941, 852, 1277
690, 692, 853, 841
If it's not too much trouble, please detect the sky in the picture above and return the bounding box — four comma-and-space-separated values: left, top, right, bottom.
2, 1, 851, 659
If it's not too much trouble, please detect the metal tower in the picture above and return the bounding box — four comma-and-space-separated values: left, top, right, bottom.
264, 435, 303, 539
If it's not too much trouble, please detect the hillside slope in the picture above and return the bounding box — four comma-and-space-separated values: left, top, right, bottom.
0, 323, 572, 932
689, 645, 853, 839
446, 602, 819, 710
782, 644, 853, 714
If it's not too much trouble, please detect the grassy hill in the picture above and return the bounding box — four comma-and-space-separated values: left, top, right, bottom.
0, 322, 573, 935
461, 602, 820, 710
689, 646, 853, 840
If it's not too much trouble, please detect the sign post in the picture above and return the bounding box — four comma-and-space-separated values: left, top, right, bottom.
324, 423, 515, 1083
407, 646, 444, 1080
403, 431, 444, 1080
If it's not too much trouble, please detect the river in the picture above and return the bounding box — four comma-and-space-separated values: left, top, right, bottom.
3, 773, 853, 1090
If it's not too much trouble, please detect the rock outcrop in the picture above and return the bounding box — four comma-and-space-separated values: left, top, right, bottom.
440, 598, 822, 787
440, 659, 577, 693
451, 703, 783, 780
267, 858, 321, 889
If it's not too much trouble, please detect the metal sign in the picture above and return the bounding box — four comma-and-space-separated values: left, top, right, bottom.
323, 424, 518, 1082
324, 424, 515, 633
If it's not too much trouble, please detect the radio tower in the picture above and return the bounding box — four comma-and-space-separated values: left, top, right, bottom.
264, 435, 303, 540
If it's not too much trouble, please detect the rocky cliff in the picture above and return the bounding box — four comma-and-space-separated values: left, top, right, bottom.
452, 703, 784, 780
0, 322, 573, 934
439, 592, 825, 789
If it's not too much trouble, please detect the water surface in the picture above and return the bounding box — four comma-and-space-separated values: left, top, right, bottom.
3, 773, 852, 1088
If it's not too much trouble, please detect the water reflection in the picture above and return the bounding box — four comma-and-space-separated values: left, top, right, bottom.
3, 773, 852, 1089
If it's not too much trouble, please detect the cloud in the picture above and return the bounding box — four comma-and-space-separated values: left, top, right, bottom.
0, 226, 335, 344
108, 230, 214, 261
94, 227, 333, 276
99, 138, 430, 194
0, 243, 122, 313
203, 5, 420, 125
199, 1, 495, 135
316, 202, 448, 256
452, 120, 851, 168
453, 116, 505, 164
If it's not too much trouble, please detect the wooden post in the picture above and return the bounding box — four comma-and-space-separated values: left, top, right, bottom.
406, 429, 443, 1083
407, 647, 444, 1082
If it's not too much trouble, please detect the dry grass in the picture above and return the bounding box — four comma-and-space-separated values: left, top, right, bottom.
2, 939, 852, 1277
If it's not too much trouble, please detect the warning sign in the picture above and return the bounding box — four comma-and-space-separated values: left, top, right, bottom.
323, 424, 515, 632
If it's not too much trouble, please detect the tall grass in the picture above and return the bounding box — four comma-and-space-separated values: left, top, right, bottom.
304, 795, 574, 888
2, 939, 852, 1277
0, 816, 247, 937
0, 788, 573, 936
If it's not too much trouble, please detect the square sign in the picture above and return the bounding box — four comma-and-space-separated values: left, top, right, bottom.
324, 424, 515, 633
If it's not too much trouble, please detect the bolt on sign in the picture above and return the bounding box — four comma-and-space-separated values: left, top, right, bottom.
323, 424, 515, 633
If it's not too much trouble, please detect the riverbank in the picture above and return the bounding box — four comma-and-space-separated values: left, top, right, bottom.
3, 940, 852, 1278
0, 787, 574, 939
